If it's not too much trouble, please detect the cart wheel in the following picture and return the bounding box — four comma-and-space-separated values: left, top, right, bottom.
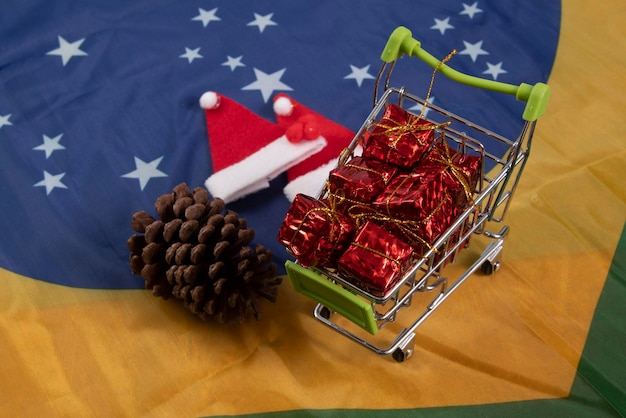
319, 306, 332, 319
392, 347, 413, 363
481, 260, 502, 275
392, 333, 416, 363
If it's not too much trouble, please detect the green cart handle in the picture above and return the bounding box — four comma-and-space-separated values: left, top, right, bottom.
381, 26, 550, 121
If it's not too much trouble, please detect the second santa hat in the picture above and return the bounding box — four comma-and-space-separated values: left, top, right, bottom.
200, 91, 327, 203
273, 93, 356, 201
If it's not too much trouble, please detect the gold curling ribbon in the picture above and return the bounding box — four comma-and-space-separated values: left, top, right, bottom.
327, 162, 393, 206
370, 49, 457, 158
429, 139, 477, 207
383, 172, 415, 218
288, 206, 335, 247
326, 180, 347, 212
346, 201, 448, 252
416, 49, 457, 120
327, 189, 370, 208
350, 242, 402, 268
373, 115, 450, 152
417, 49, 473, 204
343, 162, 388, 182
288, 193, 347, 254
373, 114, 442, 138
393, 197, 448, 250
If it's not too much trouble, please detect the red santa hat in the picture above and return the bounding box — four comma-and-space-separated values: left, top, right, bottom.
273, 93, 357, 201
200, 91, 327, 203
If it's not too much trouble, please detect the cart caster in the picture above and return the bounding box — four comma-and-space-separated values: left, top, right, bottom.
480, 238, 504, 275
392, 347, 412, 363
319, 306, 332, 319
392, 333, 415, 363
481, 260, 500, 275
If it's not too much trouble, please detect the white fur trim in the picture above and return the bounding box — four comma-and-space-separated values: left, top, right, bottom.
205, 135, 327, 203
283, 158, 338, 201
282, 144, 365, 201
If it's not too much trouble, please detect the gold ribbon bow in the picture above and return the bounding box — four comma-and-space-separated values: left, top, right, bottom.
346, 202, 447, 252
429, 140, 477, 207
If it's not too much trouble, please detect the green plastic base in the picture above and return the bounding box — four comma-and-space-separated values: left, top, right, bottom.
285, 261, 378, 335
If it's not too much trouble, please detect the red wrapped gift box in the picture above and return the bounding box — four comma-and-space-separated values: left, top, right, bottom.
421, 141, 482, 208
277, 194, 356, 268
369, 165, 467, 260
328, 156, 398, 210
371, 168, 448, 222
416, 141, 482, 262
338, 221, 414, 296
363, 103, 438, 169
386, 195, 459, 247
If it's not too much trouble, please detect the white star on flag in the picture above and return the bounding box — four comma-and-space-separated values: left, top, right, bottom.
192, 8, 221, 27
431, 17, 454, 35
241, 68, 293, 103
344, 64, 375, 87
0, 114, 12, 130
46, 36, 88, 66
460, 2, 483, 19
34, 171, 68, 195
121, 156, 168, 190
33, 134, 65, 159
222, 55, 245, 71
459, 40, 488, 62
247, 13, 277, 33
483, 62, 507, 80
179, 47, 203, 63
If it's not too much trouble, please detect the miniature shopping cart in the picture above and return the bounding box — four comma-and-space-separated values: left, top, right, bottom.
283, 26, 550, 362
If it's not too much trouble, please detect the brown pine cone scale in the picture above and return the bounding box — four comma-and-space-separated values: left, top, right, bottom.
128, 183, 281, 323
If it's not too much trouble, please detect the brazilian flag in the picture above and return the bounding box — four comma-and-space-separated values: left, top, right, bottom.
1, 0, 624, 416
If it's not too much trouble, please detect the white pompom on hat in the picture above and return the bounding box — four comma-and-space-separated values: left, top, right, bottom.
200, 91, 327, 203
272, 93, 356, 201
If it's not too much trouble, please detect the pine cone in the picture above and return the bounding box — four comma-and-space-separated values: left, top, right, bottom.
128, 183, 280, 323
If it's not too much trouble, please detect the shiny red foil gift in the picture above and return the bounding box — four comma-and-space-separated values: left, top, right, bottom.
363, 103, 437, 169
277, 194, 356, 268
371, 169, 447, 222
369, 166, 465, 260
338, 221, 414, 296
328, 156, 398, 210
421, 142, 482, 208
387, 194, 460, 254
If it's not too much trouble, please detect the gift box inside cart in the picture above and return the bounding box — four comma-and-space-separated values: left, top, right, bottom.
278, 26, 550, 363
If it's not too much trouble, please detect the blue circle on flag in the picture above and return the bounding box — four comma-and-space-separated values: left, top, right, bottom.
0, 0, 561, 289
